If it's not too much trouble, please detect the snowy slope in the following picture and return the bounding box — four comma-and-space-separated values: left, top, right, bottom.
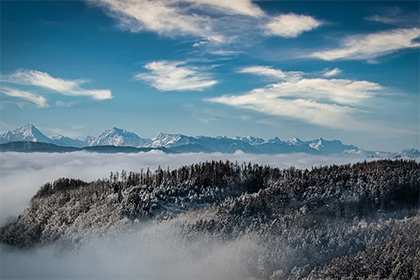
151, 133, 197, 148
87, 127, 152, 147
51, 135, 86, 148
0, 124, 52, 144
234, 135, 265, 145
304, 138, 358, 154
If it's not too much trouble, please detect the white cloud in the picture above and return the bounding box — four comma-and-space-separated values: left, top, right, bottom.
311, 28, 420, 61
238, 66, 287, 80
55, 101, 76, 107
265, 13, 323, 38
90, 0, 322, 46
210, 50, 243, 56
283, 78, 384, 105
238, 67, 383, 105
0, 87, 48, 108
238, 66, 304, 82
207, 91, 362, 130
65, 89, 112, 100
193, 40, 209, 47
206, 65, 391, 131
135, 61, 218, 91
323, 68, 341, 77
4, 70, 112, 100
182, 0, 264, 17
7, 70, 82, 91
90, 0, 225, 43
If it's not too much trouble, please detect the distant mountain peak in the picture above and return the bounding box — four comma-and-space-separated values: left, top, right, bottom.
21, 123, 35, 129
152, 132, 195, 148
234, 135, 265, 145
18, 123, 40, 134
287, 137, 303, 145
110, 127, 128, 133
0, 124, 51, 144
267, 137, 282, 144
88, 127, 151, 147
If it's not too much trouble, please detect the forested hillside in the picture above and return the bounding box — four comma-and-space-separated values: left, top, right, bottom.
1, 160, 419, 279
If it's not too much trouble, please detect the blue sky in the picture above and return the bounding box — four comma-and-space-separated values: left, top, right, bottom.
0, 0, 419, 151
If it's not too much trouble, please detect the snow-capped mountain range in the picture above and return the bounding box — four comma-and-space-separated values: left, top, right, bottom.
0, 124, 418, 157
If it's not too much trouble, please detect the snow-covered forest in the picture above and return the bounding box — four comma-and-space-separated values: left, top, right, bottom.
1, 159, 419, 279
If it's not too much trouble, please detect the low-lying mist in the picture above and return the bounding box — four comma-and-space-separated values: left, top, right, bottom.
0, 218, 259, 279
0, 150, 368, 226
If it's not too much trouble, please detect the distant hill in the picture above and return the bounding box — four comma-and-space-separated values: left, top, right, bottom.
0, 141, 171, 154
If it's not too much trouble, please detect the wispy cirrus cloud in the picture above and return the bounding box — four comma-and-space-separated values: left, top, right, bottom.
3, 69, 112, 100
105, 0, 223, 41
135, 60, 218, 91
89, 0, 263, 44
264, 13, 323, 38
207, 94, 359, 130
209, 50, 244, 56
206, 65, 392, 132
55, 101, 77, 107
238, 66, 304, 81
238, 66, 287, 80
182, 0, 264, 17
0, 87, 48, 108
267, 78, 384, 105
89, 0, 323, 47
310, 28, 420, 61
365, 6, 419, 27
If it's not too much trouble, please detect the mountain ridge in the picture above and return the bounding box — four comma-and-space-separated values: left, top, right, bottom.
0, 124, 417, 156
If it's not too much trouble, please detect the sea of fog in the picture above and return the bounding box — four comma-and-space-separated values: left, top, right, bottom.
0, 151, 372, 279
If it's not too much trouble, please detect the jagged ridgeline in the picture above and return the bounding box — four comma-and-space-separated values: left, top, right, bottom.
1, 160, 420, 279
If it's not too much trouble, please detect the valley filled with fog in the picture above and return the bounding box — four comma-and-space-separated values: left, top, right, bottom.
1, 152, 419, 279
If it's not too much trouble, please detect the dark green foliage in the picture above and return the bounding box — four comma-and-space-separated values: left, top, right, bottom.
33, 178, 87, 200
